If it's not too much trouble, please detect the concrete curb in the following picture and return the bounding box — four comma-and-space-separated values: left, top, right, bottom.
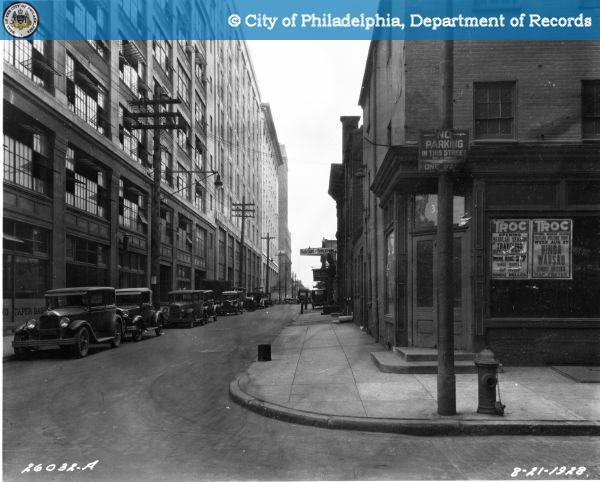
229, 372, 600, 436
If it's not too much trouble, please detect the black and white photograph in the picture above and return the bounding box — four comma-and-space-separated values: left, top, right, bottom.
2, 0, 600, 480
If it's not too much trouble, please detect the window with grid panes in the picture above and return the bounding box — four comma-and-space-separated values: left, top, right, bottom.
177, 215, 192, 252
160, 149, 173, 186
119, 105, 145, 162
3, 124, 50, 196
177, 62, 190, 106
119, 178, 147, 233
153, 40, 171, 75
474, 82, 515, 139
4, 40, 51, 89
176, 162, 191, 200
65, 146, 107, 218
582, 80, 600, 139
65, 54, 107, 135
160, 205, 173, 244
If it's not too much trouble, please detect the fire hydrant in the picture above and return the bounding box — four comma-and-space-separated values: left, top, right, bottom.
474, 348, 505, 416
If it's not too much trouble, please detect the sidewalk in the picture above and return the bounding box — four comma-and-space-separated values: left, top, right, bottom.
230, 311, 600, 435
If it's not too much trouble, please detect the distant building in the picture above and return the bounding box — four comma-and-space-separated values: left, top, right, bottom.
260, 104, 282, 293
331, 40, 600, 364
278, 145, 292, 299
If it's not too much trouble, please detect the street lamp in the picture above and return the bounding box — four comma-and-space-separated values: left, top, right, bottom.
168, 169, 223, 195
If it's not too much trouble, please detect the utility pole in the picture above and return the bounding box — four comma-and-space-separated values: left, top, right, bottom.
261, 233, 275, 297
232, 195, 255, 292
437, 10, 457, 415
128, 84, 183, 309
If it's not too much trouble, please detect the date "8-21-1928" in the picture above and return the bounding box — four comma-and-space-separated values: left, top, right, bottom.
511, 466, 587, 477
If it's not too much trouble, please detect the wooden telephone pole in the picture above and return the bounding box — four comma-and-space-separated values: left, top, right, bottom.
232, 195, 255, 291
128, 85, 183, 308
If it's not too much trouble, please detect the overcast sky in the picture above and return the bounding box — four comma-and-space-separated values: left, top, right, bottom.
247, 40, 370, 288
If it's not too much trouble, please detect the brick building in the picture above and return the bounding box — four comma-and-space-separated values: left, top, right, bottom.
3, 3, 284, 333
330, 41, 600, 364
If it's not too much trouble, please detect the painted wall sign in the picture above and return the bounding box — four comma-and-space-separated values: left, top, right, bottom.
418, 129, 469, 171
532, 219, 572, 279
490, 219, 530, 278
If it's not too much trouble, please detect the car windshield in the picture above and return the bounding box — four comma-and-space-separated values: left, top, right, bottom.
117, 293, 146, 305
170, 293, 193, 302
46, 294, 87, 310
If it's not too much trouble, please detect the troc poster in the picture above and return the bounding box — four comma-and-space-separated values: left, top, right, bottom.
532, 219, 573, 279
491, 219, 529, 278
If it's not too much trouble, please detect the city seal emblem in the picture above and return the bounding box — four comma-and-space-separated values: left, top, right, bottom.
3, 2, 39, 38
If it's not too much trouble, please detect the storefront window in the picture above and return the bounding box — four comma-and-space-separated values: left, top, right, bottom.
414, 195, 465, 231
384, 231, 395, 315
176, 264, 191, 289
118, 251, 147, 288
65, 236, 109, 287
490, 216, 600, 317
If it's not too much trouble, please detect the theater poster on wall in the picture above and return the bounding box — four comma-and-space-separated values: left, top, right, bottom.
490, 219, 530, 278
532, 219, 572, 279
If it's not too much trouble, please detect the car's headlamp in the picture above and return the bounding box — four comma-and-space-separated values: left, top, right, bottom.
59, 317, 71, 328
121, 309, 129, 318
26, 319, 37, 330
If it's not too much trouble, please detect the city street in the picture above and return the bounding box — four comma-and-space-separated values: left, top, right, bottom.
3, 305, 598, 481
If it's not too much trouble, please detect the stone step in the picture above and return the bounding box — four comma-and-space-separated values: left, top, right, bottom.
393, 346, 476, 362
371, 351, 478, 374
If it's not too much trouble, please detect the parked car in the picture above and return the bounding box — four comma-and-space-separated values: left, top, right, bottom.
199, 290, 218, 323
217, 290, 244, 315
166, 290, 206, 328
243, 296, 258, 311
311, 289, 326, 309
12, 287, 122, 359
116, 288, 164, 341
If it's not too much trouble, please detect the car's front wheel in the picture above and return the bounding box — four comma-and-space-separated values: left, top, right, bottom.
110, 321, 122, 348
131, 325, 143, 342
74, 327, 90, 358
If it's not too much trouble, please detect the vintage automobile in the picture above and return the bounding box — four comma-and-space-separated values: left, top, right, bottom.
217, 290, 244, 315
116, 288, 164, 341
311, 289, 326, 309
243, 296, 258, 311
166, 290, 206, 328
12, 287, 122, 359
199, 289, 218, 323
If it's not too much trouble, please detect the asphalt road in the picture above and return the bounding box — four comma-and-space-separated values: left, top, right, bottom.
3, 305, 599, 481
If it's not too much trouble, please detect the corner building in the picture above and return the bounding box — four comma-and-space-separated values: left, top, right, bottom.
331, 41, 600, 365
3, 2, 283, 333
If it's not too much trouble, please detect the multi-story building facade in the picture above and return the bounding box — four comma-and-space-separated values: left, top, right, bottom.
331, 40, 600, 364
3, 4, 284, 333
278, 145, 292, 299
260, 104, 282, 293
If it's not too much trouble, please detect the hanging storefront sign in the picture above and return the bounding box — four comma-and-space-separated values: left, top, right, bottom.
312, 268, 330, 282
532, 219, 572, 279
418, 129, 469, 171
490, 219, 530, 278
300, 247, 336, 256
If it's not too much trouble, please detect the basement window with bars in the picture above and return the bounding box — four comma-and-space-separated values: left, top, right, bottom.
582, 80, 600, 139
65, 146, 107, 219
474, 81, 515, 139
66, 54, 108, 136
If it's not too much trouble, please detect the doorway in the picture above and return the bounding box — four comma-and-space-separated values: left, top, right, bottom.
411, 232, 468, 350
